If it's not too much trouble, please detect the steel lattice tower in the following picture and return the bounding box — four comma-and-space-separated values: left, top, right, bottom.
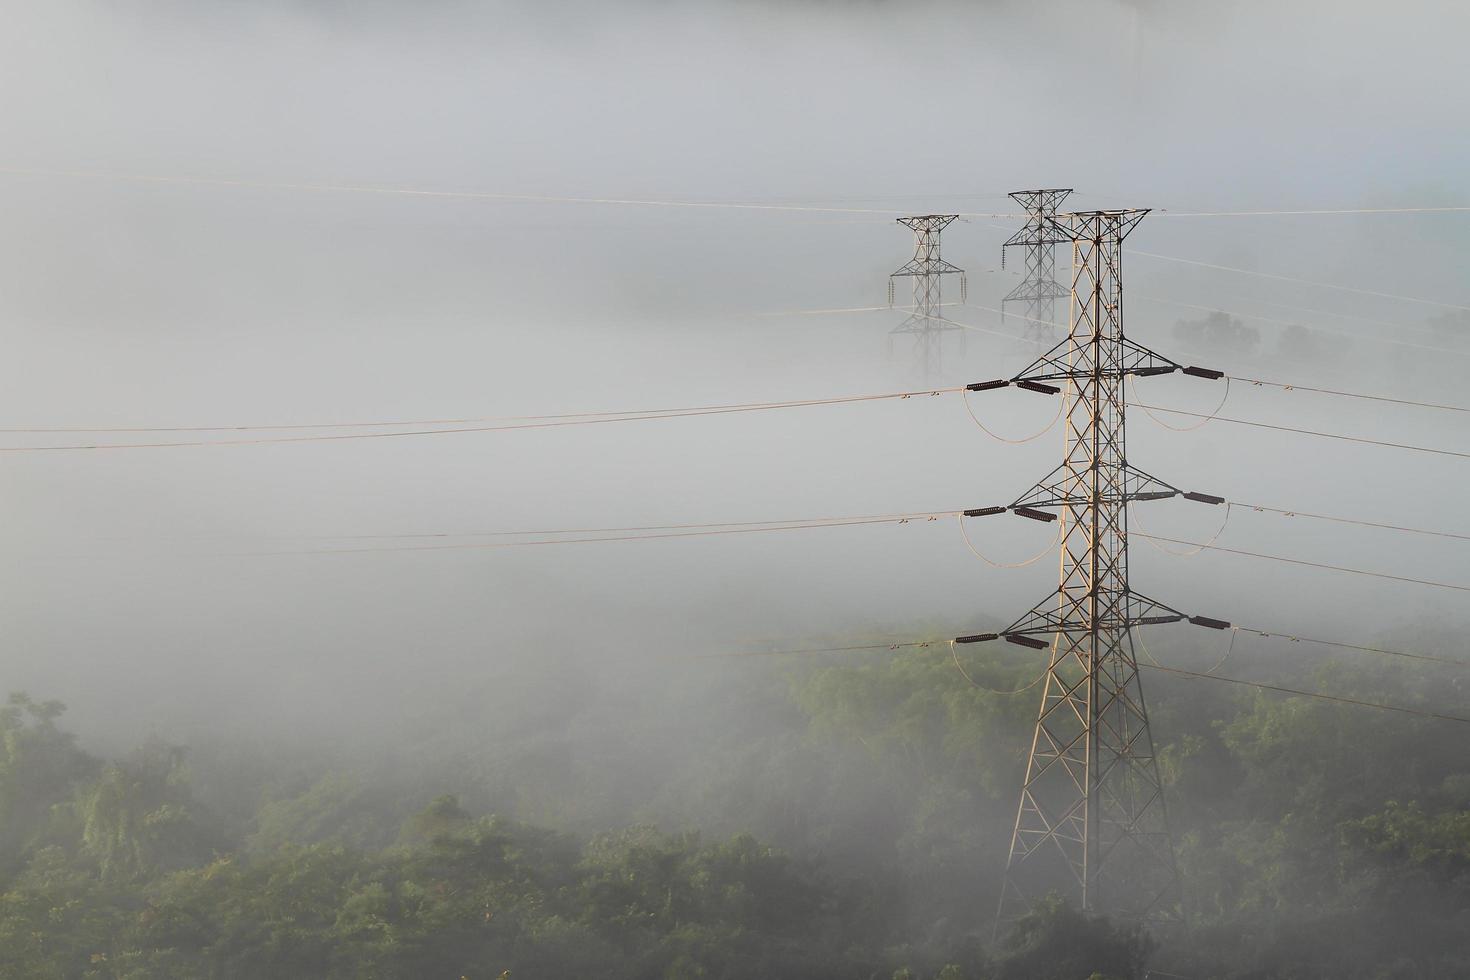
1002, 189, 1072, 346
957, 208, 1227, 926
889, 214, 966, 378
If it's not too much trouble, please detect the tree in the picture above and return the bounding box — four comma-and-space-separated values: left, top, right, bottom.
0, 694, 96, 865
1171, 311, 1260, 359
993, 896, 1154, 980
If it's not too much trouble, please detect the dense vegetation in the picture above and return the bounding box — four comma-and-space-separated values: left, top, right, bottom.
2, 630, 1468, 978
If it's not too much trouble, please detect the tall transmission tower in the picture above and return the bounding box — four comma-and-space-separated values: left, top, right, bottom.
1002, 189, 1072, 346
889, 214, 967, 378
957, 208, 1227, 925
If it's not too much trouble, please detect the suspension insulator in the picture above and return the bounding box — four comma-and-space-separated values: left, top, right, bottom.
1016, 380, 1060, 395
1183, 366, 1224, 380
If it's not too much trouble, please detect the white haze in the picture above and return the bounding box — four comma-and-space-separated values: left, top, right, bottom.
0, 0, 1466, 759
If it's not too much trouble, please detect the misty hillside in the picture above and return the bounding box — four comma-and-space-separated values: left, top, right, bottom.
1, 1, 1468, 978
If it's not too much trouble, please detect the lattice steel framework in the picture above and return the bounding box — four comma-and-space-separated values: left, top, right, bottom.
958, 209, 1228, 926
1002, 189, 1072, 346
889, 214, 966, 378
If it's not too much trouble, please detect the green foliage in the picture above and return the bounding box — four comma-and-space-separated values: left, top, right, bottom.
248, 773, 404, 853
1343, 801, 1470, 876
398, 793, 471, 844
0, 694, 96, 865
3, 642, 1470, 980
992, 896, 1153, 980
78, 741, 215, 880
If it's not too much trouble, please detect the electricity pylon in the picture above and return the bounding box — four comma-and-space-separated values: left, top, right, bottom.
889, 214, 966, 378
1002, 189, 1072, 346
956, 208, 1227, 926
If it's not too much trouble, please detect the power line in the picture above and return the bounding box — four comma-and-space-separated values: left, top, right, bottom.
975, 223, 1469, 340
1252, 295, 1450, 337
17, 168, 1470, 323
1135, 533, 1470, 593
756, 303, 930, 317
2, 168, 1076, 223
0, 387, 959, 435
1230, 501, 1470, 543
1155, 206, 1470, 218
1138, 662, 1470, 726
0, 386, 961, 451
1129, 249, 1470, 313
15, 168, 1470, 222
948, 641, 1051, 695
202, 514, 957, 557
712, 622, 1470, 691
34, 491, 1470, 552
1228, 376, 1470, 414
1135, 294, 1470, 359
931, 310, 1034, 343
9, 359, 1463, 443
57, 495, 1470, 555
1134, 405, 1470, 460
973, 260, 1468, 361
189, 509, 958, 542
688, 639, 946, 660
1231, 625, 1470, 671
960, 387, 1064, 443
1131, 377, 1233, 432
686, 636, 1470, 725
0, 167, 952, 218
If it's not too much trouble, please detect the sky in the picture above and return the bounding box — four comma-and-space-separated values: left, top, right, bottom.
0, 0, 1467, 751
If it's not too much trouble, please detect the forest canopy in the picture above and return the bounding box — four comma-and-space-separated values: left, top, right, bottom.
2, 634, 1468, 979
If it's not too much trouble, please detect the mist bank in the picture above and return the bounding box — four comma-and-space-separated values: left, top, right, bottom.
4, 622, 1470, 977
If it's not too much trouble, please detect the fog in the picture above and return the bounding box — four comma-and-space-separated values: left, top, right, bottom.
0, 0, 1460, 730
0, 5, 1468, 971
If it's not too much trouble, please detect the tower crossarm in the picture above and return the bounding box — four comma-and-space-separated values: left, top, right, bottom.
1007, 462, 1196, 511
955, 609, 1233, 647
1004, 278, 1071, 303
1010, 335, 1187, 385
1003, 216, 1073, 249
887, 214, 965, 378
891, 258, 964, 278
998, 591, 1193, 640
1003, 189, 1075, 249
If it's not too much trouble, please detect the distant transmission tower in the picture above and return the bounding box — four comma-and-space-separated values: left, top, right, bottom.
889, 214, 966, 378
1002, 189, 1072, 346
957, 208, 1227, 925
